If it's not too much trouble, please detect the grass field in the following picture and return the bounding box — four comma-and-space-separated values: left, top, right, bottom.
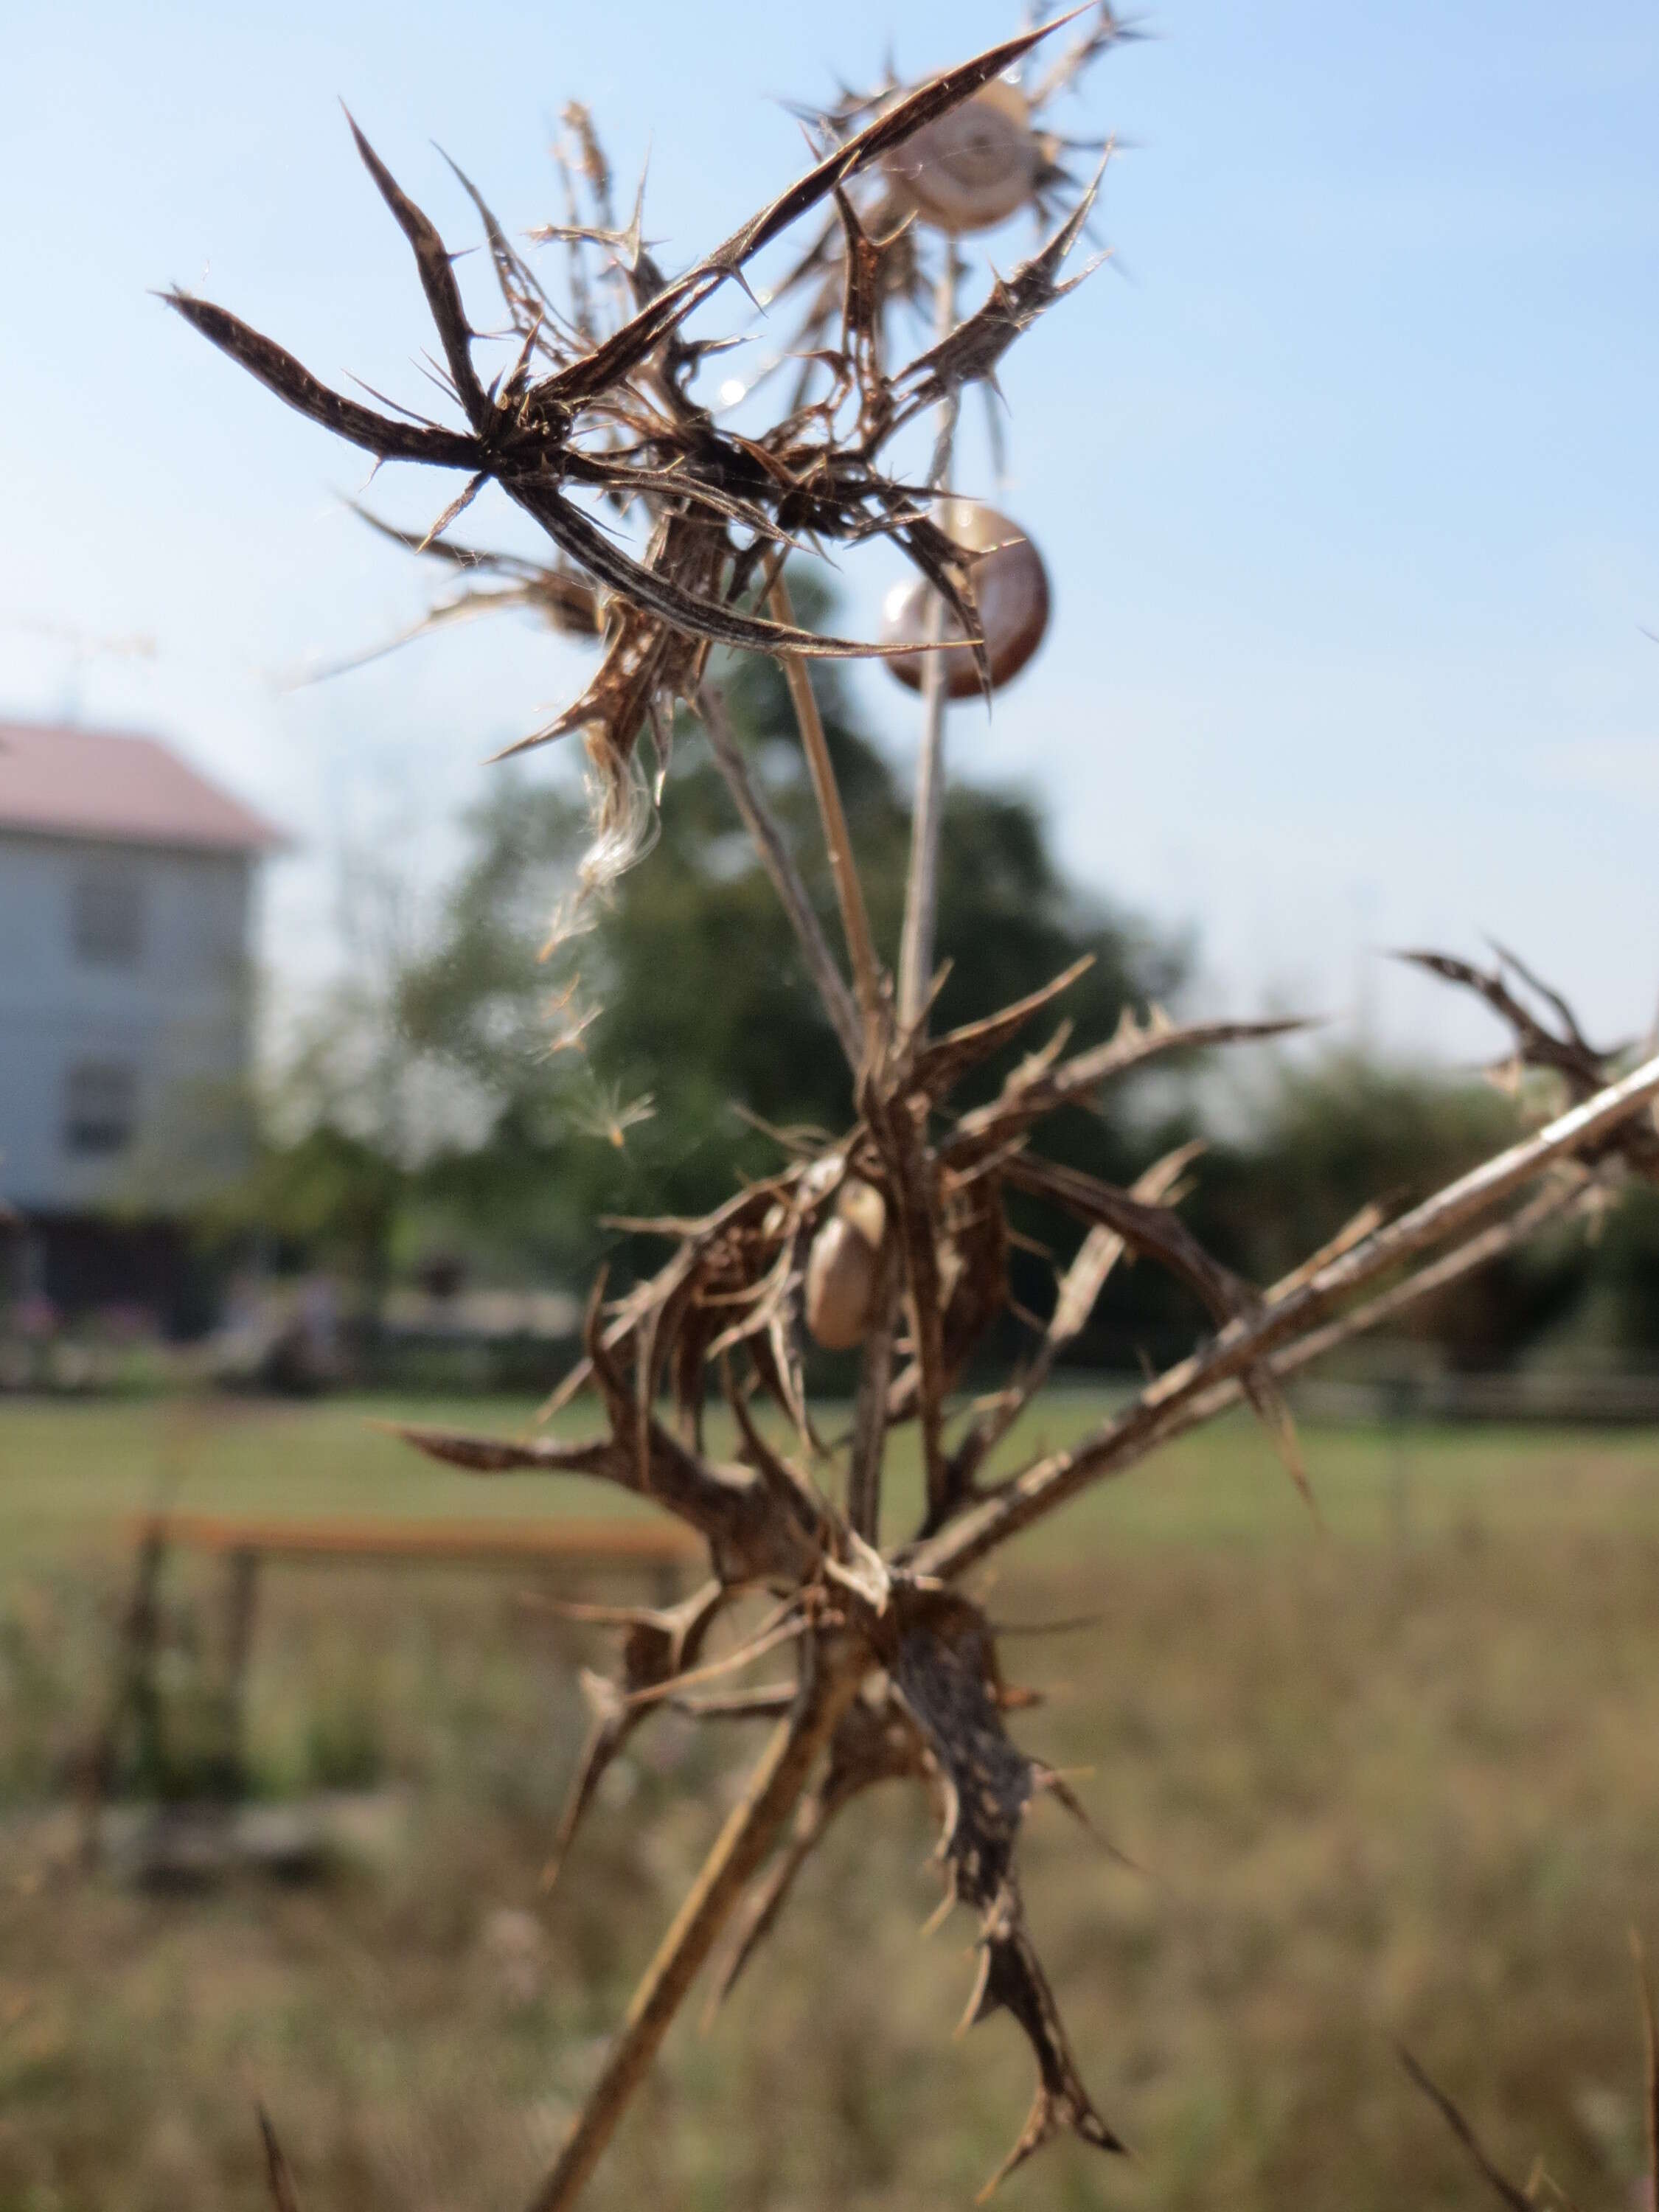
10, 1386, 1659, 1558
3, 1391, 1659, 2209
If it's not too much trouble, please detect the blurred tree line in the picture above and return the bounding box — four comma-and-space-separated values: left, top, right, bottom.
222, 577, 1659, 1377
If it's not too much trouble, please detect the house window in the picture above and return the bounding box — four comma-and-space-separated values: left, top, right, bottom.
73, 863, 145, 967
63, 1062, 139, 1156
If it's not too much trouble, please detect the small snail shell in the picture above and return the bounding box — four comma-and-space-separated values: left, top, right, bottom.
880, 78, 1037, 237
880, 501, 1051, 700
836, 1180, 887, 1251
804, 1181, 887, 1351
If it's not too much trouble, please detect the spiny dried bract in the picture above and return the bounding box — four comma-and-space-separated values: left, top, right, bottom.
876, 1579, 1127, 2193
1399, 942, 1659, 1179
535, 1581, 727, 1891
762, 10, 1126, 386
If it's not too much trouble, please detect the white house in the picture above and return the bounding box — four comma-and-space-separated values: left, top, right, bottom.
0, 720, 285, 1318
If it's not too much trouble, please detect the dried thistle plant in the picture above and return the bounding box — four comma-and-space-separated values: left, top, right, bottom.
170, 12, 1659, 2204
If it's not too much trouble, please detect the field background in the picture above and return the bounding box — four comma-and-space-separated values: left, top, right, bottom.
4, 1393, 1659, 2210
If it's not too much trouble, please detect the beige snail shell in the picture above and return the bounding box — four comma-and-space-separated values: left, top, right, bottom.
804, 1181, 888, 1352
880, 78, 1037, 237
880, 501, 1051, 700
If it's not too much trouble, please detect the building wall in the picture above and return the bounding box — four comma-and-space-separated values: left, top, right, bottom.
0, 830, 256, 1212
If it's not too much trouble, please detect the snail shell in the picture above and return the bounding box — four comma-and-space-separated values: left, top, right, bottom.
804, 1182, 888, 1352
880, 78, 1037, 237
880, 501, 1051, 699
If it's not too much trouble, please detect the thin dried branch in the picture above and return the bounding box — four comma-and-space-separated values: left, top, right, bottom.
896, 245, 966, 1029
619, 1614, 812, 1714
1399, 2048, 1532, 2211
672, 1683, 799, 1721
1632, 1928, 1659, 2205
257, 2107, 303, 2212
697, 681, 862, 1067
720, 1359, 833, 1540
767, 574, 884, 1033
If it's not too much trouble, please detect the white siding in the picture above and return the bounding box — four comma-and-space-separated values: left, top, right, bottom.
0, 830, 256, 1211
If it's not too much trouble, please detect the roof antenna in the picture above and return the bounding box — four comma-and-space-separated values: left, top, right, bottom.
0, 618, 157, 726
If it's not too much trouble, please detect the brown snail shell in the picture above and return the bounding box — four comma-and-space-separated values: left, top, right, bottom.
880, 501, 1051, 699
804, 1182, 888, 1352
880, 78, 1037, 237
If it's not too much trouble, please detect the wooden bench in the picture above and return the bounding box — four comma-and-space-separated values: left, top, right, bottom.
126, 1510, 700, 1570
86, 1511, 701, 1860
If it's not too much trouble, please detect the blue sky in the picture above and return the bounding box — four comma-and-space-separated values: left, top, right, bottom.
4, 0, 1656, 1065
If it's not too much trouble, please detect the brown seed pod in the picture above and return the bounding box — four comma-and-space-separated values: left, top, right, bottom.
881, 78, 1038, 237
880, 501, 1051, 699
805, 1182, 888, 1351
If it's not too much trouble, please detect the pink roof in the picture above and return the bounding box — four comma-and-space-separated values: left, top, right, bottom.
0, 721, 288, 855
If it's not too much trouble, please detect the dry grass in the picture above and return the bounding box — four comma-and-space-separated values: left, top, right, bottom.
3, 1397, 1659, 2208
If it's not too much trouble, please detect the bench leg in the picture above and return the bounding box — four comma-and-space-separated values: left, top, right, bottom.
218, 1548, 260, 1799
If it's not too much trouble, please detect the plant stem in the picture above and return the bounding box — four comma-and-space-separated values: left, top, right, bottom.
918, 1052, 1659, 1579
698, 680, 863, 1069
846, 1247, 899, 1541
525, 1638, 863, 2212
1264, 1171, 1601, 1381
765, 578, 883, 1042
897, 246, 961, 1032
